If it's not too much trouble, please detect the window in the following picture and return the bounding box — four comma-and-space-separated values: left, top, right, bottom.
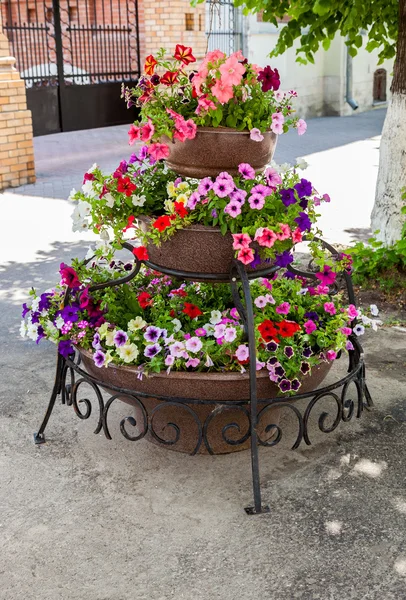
185, 13, 194, 31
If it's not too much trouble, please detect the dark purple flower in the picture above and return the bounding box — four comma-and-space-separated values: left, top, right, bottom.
38, 293, 51, 312
275, 365, 285, 377
275, 251, 294, 268
294, 212, 312, 232
58, 340, 74, 358
279, 379, 291, 392
22, 303, 30, 318
61, 303, 80, 323
36, 326, 45, 344
123, 262, 133, 271
150, 74, 160, 85
128, 153, 138, 164
304, 311, 319, 321
92, 333, 102, 349
284, 346, 294, 358
268, 357, 278, 365
291, 379, 301, 391
303, 347, 313, 358
113, 330, 128, 347
283, 271, 296, 280
294, 179, 312, 198
299, 198, 309, 209
300, 361, 310, 374
211, 209, 218, 218
267, 341, 278, 352
144, 343, 161, 358
257, 66, 280, 92
280, 188, 296, 207
250, 250, 262, 268
30, 311, 40, 324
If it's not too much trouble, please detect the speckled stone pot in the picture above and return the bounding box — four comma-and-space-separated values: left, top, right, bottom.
138, 217, 275, 278
164, 127, 278, 178
79, 348, 333, 455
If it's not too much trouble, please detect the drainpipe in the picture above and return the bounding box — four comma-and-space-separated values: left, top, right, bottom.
346, 44, 359, 110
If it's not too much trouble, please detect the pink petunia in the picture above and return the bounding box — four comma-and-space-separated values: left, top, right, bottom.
195, 328, 207, 337
235, 344, 249, 361
237, 247, 255, 265
232, 233, 252, 250
148, 142, 170, 161
128, 124, 141, 145
326, 350, 337, 361
255, 228, 277, 248
186, 358, 200, 368
297, 119, 307, 135
304, 320, 317, 334
276, 223, 291, 241
238, 163, 255, 179
324, 302, 336, 315
248, 193, 265, 210
348, 304, 359, 320
140, 118, 155, 142
315, 265, 337, 286
264, 167, 282, 189
341, 327, 352, 336
251, 184, 273, 198
292, 227, 303, 244
185, 336, 203, 353
211, 79, 234, 104
250, 128, 264, 142
219, 55, 245, 86
224, 200, 242, 218
196, 95, 217, 113
230, 308, 240, 320
276, 302, 290, 315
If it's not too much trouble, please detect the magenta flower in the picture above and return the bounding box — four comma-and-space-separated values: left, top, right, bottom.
324, 302, 336, 315
348, 304, 359, 320
235, 344, 249, 361
224, 200, 242, 218
326, 350, 337, 361
229, 188, 247, 204
198, 177, 213, 195
187, 191, 200, 210
341, 327, 352, 336
237, 247, 255, 265
248, 193, 265, 210
232, 232, 252, 250
60, 263, 81, 288
315, 265, 337, 286
230, 308, 240, 320
257, 66, 280, 92
304, 320, 317, 334
316, 284, 329, 295
195, 328, 207, 337
276, 302, 290, 315
297, 119, 307, 135
264, 167, 282, 189
213, 177, 234, 198
238, 163, 255, 179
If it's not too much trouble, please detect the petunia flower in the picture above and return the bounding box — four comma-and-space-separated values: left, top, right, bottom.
304, 320, 317, 334
229, 189, 247, 204
213, 176, 234, 198
280, 188, 296, 207
128, 124, 141, 145
238, 163, 255, 179
250, 128, 264, 142
257, 65, 280, 92
294, 212, 312, 232
248, 193, 265, 210
276, 302, 290, 315
198, 177, 213, 195
297, 119, 307, 135
224, 200, 242, 218
237, 247, 255, 265
144, 54, 158, 75
144, 343, 161, 358
185, 336, 203, 353
147, 143, 170, 161
324, 302, 336, 315
173, 44, 196, 65
219, 55, 245, 87
315, 265, 336, 286
235, 344, 249, 362
276, 223, 291, 241
211, 79, 234, 104
232, 233, 252, 250
140, 118, 155, 142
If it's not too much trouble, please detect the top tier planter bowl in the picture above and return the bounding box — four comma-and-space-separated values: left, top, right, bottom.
164, 127, 278, 179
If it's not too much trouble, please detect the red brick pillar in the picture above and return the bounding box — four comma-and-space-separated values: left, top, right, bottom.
0, 9, 35, 190
140, 0, 207, 64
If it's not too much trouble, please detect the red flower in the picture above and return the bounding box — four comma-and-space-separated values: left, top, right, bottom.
144, 55, 158, 75
123, 215, 136, 232
277, 320, 301, 338
117, 176, 137, 197
139, 80, 155, 103
170, 309, 176, 318
174, 201, 188, 218
133, 246, 149, 261
183, 302, 203, 319
152, 215, 172, 232
138, 292, 153, 309
160, 70, 180, 86
258, 319, 280, 342
59, 263, 81, 289
83, 172, 95, 184
171, 288, 187, 297
173, 44, 196, 65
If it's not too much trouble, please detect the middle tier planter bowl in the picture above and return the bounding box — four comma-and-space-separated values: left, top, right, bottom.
164, 127, 278, 179
79, 348, 333, 455
138, 217, 276, 277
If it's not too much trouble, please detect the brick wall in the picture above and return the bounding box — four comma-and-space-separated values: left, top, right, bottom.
0, 9, 35, 190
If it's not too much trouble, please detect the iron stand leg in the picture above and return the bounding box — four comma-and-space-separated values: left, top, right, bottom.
231, 264, 270, 514
33, 352, 65, 444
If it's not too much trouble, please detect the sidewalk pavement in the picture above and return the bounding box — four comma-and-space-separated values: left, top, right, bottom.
2, 107, 406, 599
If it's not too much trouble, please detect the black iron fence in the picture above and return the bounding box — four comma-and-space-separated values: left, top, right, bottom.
206, 0, 243, 55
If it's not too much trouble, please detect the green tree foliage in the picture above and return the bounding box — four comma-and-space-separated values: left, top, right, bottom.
195, 0, 399, 66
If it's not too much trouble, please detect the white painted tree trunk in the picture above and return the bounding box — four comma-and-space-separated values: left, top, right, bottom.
371, 92, 406, 245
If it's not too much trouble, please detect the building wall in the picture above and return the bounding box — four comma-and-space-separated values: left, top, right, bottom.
0, 8, 35, 190
245, 14, 394, 118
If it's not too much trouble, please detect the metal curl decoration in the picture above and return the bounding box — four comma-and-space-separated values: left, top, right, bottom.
102, 394, 148, 442
303, 392, 342, 445
149, 402, 203, 456
257, 402, 304, 449
341, 378, 362, 420
202, 405, 251, 455
71, 378, 104, 435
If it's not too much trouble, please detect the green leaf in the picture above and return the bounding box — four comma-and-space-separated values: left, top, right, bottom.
322, 38, 331, 51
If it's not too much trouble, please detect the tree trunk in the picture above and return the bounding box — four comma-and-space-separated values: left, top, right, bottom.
371, 0, 406, 245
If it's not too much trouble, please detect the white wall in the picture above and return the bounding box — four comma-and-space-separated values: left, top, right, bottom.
245, 15, 394, 117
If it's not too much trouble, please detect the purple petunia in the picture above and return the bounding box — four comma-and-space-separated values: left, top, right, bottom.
144, 343, 162, 358
275, 365, 285, 377
238, 163, 255, 179
294, 178, 312, 198
275, 251, 294, 268
267, 341, 279, 352
279, 379, 292, 392
224, 200, 242, 218
304, 311, 319, 321
229, 188, 247, 204
22, 303, 30, 318
38, 293, 51, 312
93, 350, 106, 368
291, 379, 301, 391
144, 326, 161, 343
114, 330, 128, 347
61, 303, 81, 323
213, 176, 234, 198
198, 177, 213, 195
302, 347, 313, 358
36, 326, 45, 344
280, 188, 296, 207
250, 250, 262, 268
92, 333, 102, 350
58, 340, 74, 358
284, 346, 294, 358
300, 361, 310, 374
211, 209, 218, 218
294, 212, 312, 232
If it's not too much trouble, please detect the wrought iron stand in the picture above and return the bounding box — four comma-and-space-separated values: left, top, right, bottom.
34, 240, 373, 514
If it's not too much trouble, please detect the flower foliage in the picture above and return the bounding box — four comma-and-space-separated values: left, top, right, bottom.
21, 260, 378, 394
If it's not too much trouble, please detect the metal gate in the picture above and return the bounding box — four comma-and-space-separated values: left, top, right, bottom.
206, 0, 243, 55
2, 0, 141, 136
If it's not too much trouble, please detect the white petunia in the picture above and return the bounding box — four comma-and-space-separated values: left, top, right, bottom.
55, 316, 65, 330
88, 162, 98, 173
132, 194, 147, 207
20, 320, 27, 338
370, 304, 379, 316
82, 180, 98, 198
68, 188, 77, 201
296, 157, 308, 170
210, 310, 222, 325
27, 322, 39, 341
100, 229, 110, 241
105, 330, 116, 346
105, 193, 115, 208
31, 297, 40, 312
203, 323, 216, 336
128, 316, 147, 332
172, 318, 182, 333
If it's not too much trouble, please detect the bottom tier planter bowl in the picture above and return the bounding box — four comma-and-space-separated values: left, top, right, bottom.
79, 348, 332, 455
